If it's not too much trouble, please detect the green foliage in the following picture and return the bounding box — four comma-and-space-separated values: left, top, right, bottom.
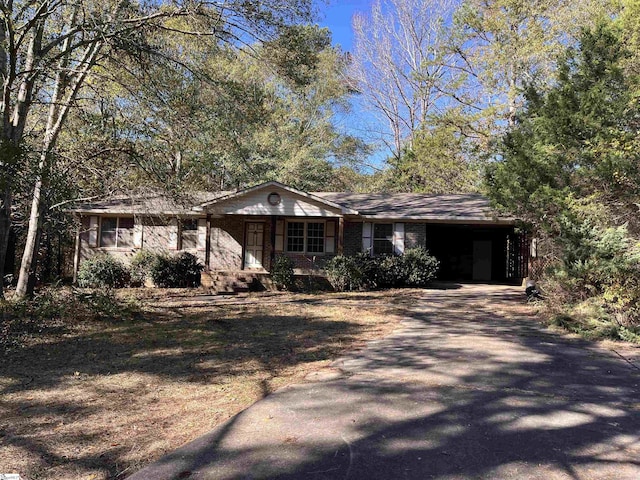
264, 25, 333, 87
375, 255, 406, 288
76, 21, 366, 195
402, 247, 441, 287
387, 118, 482, 194
376, 247, 440, 288
1, 287, 142, 351
488, 20, 640, 331
77, 255, 131, 289
149, 252, 203, 288
549, 297, 640, 344
487, 22, 639, 227
271, 254, 295, 291
325, 253, 375, 292
4, 287, 71, 323
130, 249, 156, 286
325, 248, 439, 292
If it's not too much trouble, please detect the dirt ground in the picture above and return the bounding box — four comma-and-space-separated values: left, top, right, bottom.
0, 288, 405, 480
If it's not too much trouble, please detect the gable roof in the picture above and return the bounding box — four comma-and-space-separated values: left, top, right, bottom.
194, 181, 359, 215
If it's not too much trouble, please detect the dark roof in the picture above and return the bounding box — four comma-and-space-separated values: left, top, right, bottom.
313, 192, 508, 222
69, 184, 511, 223
69, 191, 229, 215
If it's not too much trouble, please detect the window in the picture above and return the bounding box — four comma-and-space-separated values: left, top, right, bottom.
181, 219, 198, 250
373, 223, 393, 255
306, 222, 325, 253
100, 217, 134, 248
287, 222, 305, 252
286, 221, 325, 254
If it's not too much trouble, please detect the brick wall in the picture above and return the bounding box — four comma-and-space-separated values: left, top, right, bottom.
343, 221, 362, 256
405, 222, 426, 249
209, 216, 244, 271
210, 216, 275, 271
283, 252, 337, 272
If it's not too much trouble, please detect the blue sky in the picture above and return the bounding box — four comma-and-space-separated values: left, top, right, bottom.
317, 0, 371, 53
316, 1, 390, 172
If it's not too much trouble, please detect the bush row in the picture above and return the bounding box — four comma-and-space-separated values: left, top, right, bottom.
77, 251, 203, 289
325, 247, 439, 292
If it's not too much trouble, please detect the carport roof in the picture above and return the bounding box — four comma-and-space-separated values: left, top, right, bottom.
313, 192, 513, 222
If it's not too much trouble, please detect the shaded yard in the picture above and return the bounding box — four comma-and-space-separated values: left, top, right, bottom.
0, 289, 403, 480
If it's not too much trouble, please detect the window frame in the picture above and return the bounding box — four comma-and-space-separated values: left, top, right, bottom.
99, 216, 134, 249
372, 223, 394, 256
285, 220, 327, 255
179, 218, 199, 250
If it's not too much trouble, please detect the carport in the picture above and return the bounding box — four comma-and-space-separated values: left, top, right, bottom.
425, 224, 528, 283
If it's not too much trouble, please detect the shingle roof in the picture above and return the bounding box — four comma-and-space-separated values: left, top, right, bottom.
69, 191, 230, 215
313, 192, 509, 222
69, 185, 511, 223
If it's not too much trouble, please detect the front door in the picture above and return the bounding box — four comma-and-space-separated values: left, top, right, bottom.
472, 240, 492, 281
244, 222, 264, 269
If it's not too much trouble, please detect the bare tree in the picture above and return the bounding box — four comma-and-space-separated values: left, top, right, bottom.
350, 0, 459, 159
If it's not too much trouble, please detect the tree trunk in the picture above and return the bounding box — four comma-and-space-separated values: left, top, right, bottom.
0, 189, 11, 298
0, 20, 43, 298
15, 40, 101, 297
15, 159, 47, 296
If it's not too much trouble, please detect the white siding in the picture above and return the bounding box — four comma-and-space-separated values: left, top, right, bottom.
211, 188, 341, 217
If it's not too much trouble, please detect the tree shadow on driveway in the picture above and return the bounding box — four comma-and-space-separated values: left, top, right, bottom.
129, 286, 640, 480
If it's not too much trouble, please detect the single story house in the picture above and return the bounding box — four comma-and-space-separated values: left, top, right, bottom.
70, 181, 529, 284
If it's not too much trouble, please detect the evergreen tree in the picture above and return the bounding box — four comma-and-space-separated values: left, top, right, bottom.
487, 21, 640, 323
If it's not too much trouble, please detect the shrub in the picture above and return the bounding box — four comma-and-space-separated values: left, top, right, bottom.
130, 249, 157, 286
545, 221, 640, 328
77, 254, 130, 288
375, 255, 406, 288
75, 289, 141, 321
150, 252, 203, 288
271, 255, 295, 291
325, 248, 439, 292
324, 254, 375, 292
402, 247, 440, 287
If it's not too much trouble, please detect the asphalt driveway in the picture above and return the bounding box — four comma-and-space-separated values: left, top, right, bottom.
128, 284, 640, 480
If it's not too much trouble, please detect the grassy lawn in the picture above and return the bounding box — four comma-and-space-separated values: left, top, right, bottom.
0, 289, 403, 480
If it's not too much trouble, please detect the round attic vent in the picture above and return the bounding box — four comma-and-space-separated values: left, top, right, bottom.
267, 192, 281, 206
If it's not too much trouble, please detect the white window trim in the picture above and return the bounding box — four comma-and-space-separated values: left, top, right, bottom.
99, 216, 135, 249
179, 219, 197, 251
177, 217, 207, 251
285, 219, 327, 255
